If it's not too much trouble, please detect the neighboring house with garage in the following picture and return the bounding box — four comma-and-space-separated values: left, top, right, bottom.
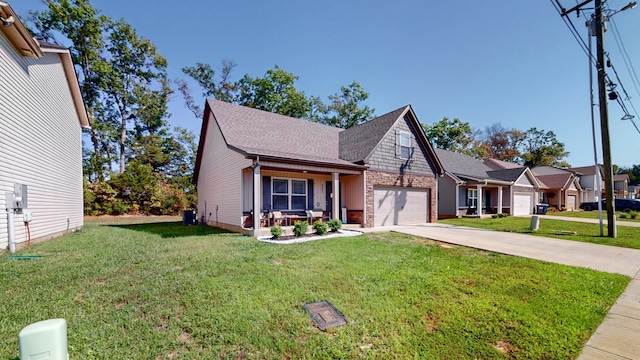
531, 165, 582, 211
435, 150, 539, 218
1, 1, 88, 252
193, 100, 444, 235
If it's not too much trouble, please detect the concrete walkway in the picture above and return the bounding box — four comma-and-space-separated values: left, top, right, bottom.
360, 223, 640, 359
538, 214, 640, 228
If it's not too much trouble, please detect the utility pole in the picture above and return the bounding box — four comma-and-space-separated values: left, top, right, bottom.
593, 0, 617, 238
559, 0, 621, 237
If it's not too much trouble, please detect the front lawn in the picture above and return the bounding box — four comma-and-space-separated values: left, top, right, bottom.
439, 217, 640, 249
0, 219, 629, 359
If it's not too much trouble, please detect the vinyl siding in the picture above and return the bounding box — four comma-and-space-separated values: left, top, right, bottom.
516, 173, 534, 186
437, 176, 458, 216
367, 116, 435, 175
341, 174, 364, 211
197, 112, 251, 226
1, 34, 83, 249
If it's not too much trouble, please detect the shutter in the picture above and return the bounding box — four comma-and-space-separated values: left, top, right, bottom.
307, 179, 314, 209
262, 176, 271, 211
395, 130, 400, 157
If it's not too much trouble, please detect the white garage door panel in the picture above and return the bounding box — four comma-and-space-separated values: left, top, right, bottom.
567, 195, 577, 211
513, 194, 532, 216
374, 188, 428, 226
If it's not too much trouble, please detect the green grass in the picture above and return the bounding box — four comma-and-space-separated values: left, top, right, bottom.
546, 210, 640, 222
440, 217, 640, 249
0, 219, 629, 359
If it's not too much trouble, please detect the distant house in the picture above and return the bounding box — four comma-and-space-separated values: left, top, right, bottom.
193, 100, 444, 235
569, 165, 603, 203
1, 2, 88, 251
613, 174, 630, 199
531, 165, 582, 211
435, 150, 539, 218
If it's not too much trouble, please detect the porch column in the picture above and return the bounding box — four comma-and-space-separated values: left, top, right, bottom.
252, 165, 261, 234
332, 172, 340, 221
497, 186, 503, 214
476, 184, 483, 215
557, 190, 562, 210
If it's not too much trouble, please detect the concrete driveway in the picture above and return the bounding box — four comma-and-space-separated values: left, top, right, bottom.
360, 223, 640, 359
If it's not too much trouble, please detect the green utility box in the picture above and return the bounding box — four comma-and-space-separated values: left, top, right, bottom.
19, 318, 68, 360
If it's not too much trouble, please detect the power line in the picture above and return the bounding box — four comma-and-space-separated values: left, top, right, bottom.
609, 17, 640, 101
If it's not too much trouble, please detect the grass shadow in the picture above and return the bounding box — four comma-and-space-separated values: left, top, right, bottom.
109, 221, 236, 238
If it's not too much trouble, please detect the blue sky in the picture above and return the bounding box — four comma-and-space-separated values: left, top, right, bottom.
13, 0, 640, 167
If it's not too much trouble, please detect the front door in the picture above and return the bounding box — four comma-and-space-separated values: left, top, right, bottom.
485, 190, 491, 213
325, 181, 332, 219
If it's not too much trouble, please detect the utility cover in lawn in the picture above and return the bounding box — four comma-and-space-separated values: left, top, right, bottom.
303, 301, 347, 331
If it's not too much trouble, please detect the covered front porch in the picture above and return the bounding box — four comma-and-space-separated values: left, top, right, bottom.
457, 182, 512, 217
241, 159, 366, 235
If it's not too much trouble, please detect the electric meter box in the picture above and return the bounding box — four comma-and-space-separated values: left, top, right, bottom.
19, 318, 68, 360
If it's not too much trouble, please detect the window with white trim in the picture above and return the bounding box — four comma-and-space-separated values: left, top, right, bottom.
400, 132, 411, 159
467, 189, 478, 208
272, 178, 307, 210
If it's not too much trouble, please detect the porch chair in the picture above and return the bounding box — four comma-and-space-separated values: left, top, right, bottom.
270, 210, 287, 227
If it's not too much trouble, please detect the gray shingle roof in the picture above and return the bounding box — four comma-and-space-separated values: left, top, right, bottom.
339, 106, 409, 163
435, 148, 528, 183
435, 148, 492, 179
207, 99, 356, 167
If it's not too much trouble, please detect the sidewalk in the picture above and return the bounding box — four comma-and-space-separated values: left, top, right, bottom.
538, 214, 640, 228
360, 223, 640, 359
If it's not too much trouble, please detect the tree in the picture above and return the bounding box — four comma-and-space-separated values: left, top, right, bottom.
314, 81, 375, 128
422, 117, 475, 155
518, 128, 570, 168
476, 123, 524, 162
235, 65, 312, 118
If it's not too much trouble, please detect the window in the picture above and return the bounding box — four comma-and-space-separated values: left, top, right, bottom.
399, 132, 411, 159
272, 178, 307, 210
538, 192, 545, 204
467, 189, 478, 208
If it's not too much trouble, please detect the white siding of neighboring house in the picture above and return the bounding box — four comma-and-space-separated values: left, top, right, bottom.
1, 34, 83, 249
197, 113, 251, 228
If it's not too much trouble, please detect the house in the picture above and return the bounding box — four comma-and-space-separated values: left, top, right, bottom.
531, 165, 582, 211
613, 174, 630, 199
435, 150, 539, 218
1, 2, 89, 252
569, 165, 603, 203
193, 100, 444, 235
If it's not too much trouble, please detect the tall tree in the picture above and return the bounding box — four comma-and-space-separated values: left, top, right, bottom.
518, 128, 570, 168
422, 117, 475, 155
314, 81, 375, 128
102, 19, 168, 173
477, 123, 524, 162
235, 65, 312, 118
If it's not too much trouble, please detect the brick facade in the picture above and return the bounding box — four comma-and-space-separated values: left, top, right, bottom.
364, 170, 438, 227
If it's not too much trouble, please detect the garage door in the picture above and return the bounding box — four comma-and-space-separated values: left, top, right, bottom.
374, 187, 428, 226
513, 194, 532, 216
566, 195, 577, 211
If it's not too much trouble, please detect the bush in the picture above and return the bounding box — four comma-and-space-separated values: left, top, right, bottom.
328, 219, 342, 232
270, 226, 282, 239
619, 212, 629, 219
629, 211, 638, 219
293, 220, 308, 236
313, 221, 328, 235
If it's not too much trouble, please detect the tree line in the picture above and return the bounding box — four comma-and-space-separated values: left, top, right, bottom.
27, 0, 375, 216
25, 1, 638, 216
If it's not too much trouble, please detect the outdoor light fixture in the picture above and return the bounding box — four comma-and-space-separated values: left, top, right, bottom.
1, 15, 14, 27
